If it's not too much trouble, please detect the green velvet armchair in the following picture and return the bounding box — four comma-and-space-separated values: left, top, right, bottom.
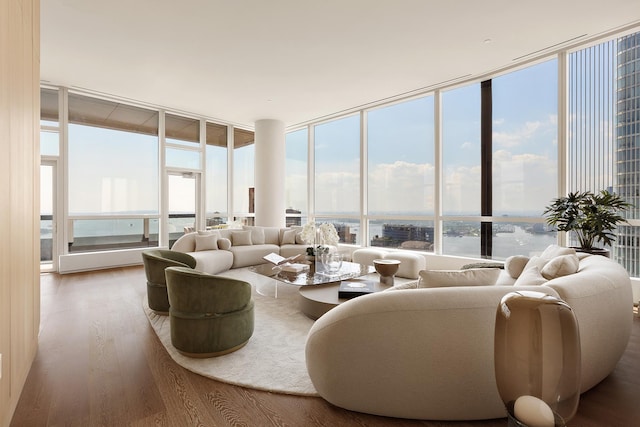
142, 249, 197, 314
165, 266, 254, 357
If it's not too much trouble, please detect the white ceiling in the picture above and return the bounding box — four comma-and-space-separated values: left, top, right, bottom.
41, 0, 640, 129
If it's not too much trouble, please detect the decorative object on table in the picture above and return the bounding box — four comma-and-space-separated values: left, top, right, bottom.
319, 252, 343, 275
373, 258, 401, 286
494, 291, 581, 427
542, 190, 632, 256
300, 221, 340, 256
338, 279, 376, 299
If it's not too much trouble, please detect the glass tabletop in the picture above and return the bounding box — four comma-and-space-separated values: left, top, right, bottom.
250, 261, 375, 286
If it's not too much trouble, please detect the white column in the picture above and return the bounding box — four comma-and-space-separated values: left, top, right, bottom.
254, 119, 285, 227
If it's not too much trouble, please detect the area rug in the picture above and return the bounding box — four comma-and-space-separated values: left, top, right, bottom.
143, 268, 318, 396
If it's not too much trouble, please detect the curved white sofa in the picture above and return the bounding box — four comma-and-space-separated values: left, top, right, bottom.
171, 226, 314, 274
305, 250, 633, 421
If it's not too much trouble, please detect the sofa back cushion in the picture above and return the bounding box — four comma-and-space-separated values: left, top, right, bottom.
418, 268, 501, 288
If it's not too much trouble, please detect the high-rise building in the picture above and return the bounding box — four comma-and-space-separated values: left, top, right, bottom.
615, 32, 640, 277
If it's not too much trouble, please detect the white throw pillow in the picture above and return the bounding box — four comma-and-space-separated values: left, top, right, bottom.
280, 229, 297, 245
505, 255, 530, 279
514, 265, 548, 286
418, 268, 501, 288
540, 244, 577, 260
243, 226, 265, 245
217, 238, 232, 250
231, 230, 252, 246
195, 234, 218, 251
540, 254, 580, 280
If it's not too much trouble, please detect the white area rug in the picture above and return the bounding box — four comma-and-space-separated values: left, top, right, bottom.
143, 268, 318, 396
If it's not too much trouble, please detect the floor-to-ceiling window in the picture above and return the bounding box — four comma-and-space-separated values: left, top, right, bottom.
233, 128, 256, 225
490, 60, 559, 258
367, 96, 435, 251
314, 115, 361, 244
40, 88, 60, 270
206, 121, 228, 227
569, 30, 640, 276
67, 93, 159, 252
285, 128, 308, 227
165, 113, 201, 241
441, 83, 482, 258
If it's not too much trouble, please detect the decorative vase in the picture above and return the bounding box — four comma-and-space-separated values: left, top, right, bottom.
494, 290, 581, 427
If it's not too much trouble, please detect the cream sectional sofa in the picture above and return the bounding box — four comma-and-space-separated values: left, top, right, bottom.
305, 246, 634, 421
171, 225, 312, 274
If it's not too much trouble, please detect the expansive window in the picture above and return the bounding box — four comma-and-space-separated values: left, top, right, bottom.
314, 115, 360, 216
67, 94, 159, 252
442, 84, 482, 257
206, 122, 228, 226
569, 31, 640, 276
490, 60, 559, 257
367, 96, 434, 249
285, 128, 308, 226
233, 128, 256, 225
314, 115, 361, 244
165, 113, 200, 169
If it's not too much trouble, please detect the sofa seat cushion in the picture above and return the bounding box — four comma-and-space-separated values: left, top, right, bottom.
187, 250, 233, 275
230, 244, 280, 268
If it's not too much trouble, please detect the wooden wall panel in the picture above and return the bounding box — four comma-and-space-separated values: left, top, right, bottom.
0, 0, 40, 426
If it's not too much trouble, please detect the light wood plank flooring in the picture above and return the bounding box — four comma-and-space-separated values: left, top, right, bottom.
10, 266, 640, 426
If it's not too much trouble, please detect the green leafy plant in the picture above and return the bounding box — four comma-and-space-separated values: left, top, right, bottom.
543, 190, 632, 251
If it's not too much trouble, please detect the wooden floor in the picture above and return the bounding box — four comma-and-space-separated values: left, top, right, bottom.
10, 266, 640, 427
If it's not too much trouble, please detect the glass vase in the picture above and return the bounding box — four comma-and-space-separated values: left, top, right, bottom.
494, 291, 581, 427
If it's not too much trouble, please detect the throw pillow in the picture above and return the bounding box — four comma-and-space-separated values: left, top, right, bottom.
194, 234, 218, 251
540, 244, 577, 260
540, 254, 580, 280
418, 268, 501, 288
514, 265, 548, 286
231, 230, 252, 246
505, 255, 530, 279
243, 226, 265, 245
295, 232, 305, 245
461, 262, 504, 270
281, 229, 297, 245
217, 238, 232, 250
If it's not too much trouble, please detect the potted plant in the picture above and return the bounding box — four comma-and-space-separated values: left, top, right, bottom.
543, 190, 632, 256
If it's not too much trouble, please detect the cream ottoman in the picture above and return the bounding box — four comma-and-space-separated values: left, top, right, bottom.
352, 248, 426, 280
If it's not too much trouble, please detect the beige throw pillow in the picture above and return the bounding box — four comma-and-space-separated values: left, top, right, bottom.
243, 226, 265, 245
195, 234, 218, 251
281, 229, 297, 245
540, 244, 577, 259
217, 238, 232, 250
231, 230, 252, 246
540, 254, 580, 280
505, 255, 530, 279
418, 268, 501, 288
514, 265, 548, 286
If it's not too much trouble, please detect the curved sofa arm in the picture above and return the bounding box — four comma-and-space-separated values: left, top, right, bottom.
171, 232, 197, 253
305, 285, 560, 421
544, 255, 633, 392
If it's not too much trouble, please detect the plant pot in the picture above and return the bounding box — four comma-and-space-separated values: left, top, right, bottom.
572, 247, 610, 258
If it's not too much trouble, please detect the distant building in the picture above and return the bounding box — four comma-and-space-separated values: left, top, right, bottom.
615, 33, 640, 277
372, 224, 434, 249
